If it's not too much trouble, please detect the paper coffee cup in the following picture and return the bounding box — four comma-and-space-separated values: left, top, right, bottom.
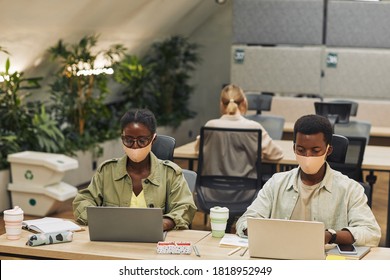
3, 206, 24, 240
210, 206, 229, 238
5, 225, 22, 240
210, 220, 227, 238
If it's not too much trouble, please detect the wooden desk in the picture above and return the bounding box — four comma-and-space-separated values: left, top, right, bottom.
0, 228, 210, 260
173, 140, 390, 247
195, 233, 390, 260
1, 229, 389, 260
173, 141, 199, 170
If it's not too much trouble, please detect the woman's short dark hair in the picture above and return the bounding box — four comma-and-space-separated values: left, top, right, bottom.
120, 109, 157, 133
293, 114, 333, 145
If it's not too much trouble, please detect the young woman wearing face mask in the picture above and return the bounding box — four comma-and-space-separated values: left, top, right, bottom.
72, 109, 197, 231
235, 114, 381, 247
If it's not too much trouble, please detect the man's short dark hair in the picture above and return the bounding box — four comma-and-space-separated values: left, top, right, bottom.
293, 114, 333, 145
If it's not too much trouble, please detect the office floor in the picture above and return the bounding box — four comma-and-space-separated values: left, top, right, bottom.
0, 161, 387, 247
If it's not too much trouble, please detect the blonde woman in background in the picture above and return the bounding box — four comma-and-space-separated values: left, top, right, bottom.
195, 84, 283, 161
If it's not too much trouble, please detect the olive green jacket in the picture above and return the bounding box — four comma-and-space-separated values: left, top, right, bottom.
72, 152, 197, 229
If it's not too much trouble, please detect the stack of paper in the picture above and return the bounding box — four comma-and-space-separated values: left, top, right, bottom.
219, 234, 248, 248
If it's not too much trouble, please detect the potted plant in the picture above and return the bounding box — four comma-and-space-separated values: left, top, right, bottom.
114, 35, 201, 128
47, 35, 126, 185
0, 52, 65, 210
47, 34, 126, 153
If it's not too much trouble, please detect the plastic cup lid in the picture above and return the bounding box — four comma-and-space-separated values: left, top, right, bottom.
210, 206, 229, 213
3, 206, 24, 215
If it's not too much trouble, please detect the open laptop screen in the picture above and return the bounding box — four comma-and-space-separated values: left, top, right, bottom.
247, 217, 325, 260
87, 206, 164, 243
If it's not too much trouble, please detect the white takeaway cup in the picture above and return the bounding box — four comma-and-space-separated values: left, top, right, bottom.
3, 206, 24, 240
210, 206, 229, 238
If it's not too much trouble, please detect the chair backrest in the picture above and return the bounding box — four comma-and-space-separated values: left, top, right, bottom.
182, 169, 197, 193
328, 136, 366, 182
245, 114, 285, 140
332, 100, 359, 116
327, 134, 349, 164
151, 135, 176, 161
196, 126, 262, 217
360, 182, 372, 208
327, 135, 371, 206
245, 92, 273, 114
334, 120, 371, 144
314, 101, 352, 126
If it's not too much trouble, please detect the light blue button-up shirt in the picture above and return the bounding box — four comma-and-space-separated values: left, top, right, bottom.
236, 163, 381, 246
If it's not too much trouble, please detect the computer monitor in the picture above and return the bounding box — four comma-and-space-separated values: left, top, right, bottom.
314, 102, 352, 127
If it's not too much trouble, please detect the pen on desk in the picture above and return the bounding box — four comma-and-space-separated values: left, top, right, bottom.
240, 247, 248, 257
193, 245, 201, 257
228, 247, 242, 256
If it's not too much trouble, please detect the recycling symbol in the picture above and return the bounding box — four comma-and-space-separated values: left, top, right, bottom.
25, 170, 34, 180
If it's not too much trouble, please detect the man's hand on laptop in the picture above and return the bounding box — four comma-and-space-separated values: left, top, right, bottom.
163, 218, 175, 231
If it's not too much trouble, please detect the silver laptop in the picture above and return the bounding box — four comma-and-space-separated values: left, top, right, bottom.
247, 217, 326, 260
87, 206, 165, 242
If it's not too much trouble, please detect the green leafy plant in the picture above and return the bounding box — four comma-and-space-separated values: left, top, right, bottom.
0, 57, 64, 169
114, 35, 201, 127
47, 35, 126, 153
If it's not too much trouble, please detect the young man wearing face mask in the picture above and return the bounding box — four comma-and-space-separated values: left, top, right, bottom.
235, 114, 381, 247
72, 109, 197, 231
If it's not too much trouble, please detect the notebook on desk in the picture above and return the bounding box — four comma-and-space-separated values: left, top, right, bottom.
87, 206, 165, 243
247, 217, 326, 260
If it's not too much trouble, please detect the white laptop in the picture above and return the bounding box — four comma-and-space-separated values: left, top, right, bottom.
247, 217, 326, 260
87, 206, 165, 243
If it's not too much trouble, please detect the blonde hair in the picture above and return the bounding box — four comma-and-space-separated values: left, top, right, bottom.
220, 84, 248, 115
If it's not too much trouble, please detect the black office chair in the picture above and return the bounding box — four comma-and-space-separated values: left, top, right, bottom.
327, 134, 349, 164
327, 135, 372, 207
151, 134, 176, 161
195, 126, 263, 232
245, 92, 273, 114
329, 136, 366, 182
314, 102, 352, 130
332, 100, 359, 116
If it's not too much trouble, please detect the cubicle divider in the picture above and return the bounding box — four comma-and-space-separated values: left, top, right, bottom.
233, 0, 324, 45
322, 48, 390, 99
230, 45, 323, 94
327, 0, 390, 49
231, 0, 390, 102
